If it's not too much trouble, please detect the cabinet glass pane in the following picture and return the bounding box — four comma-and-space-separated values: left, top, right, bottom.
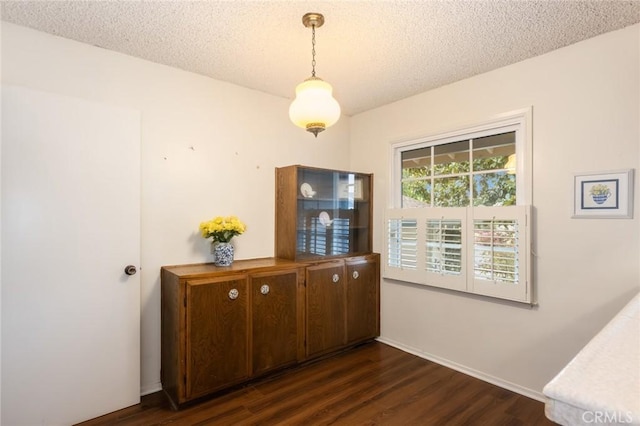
294, 167, 371, 259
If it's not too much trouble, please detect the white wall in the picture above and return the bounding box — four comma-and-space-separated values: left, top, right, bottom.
350, 24, 640, 398
2, 18, 638, 406
0, 22, 351, 395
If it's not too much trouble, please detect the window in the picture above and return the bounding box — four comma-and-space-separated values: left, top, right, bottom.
386, 109, 533, 304
401, 132, 517, 207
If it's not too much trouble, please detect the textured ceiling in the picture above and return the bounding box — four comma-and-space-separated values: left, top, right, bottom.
2, 1, 639, 115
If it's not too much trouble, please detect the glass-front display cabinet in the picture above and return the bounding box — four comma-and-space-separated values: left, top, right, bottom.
275, 165, 373, 260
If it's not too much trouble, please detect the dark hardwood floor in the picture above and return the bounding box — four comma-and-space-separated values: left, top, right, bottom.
79, 342, 554, 426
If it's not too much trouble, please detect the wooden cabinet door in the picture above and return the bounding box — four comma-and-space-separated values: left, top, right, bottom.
346, 256, 380, 344
185, 275, 249, 400
306, 261, 346, 357
251, 269, 300, 375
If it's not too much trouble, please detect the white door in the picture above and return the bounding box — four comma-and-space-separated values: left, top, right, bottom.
1, 86, 141, 425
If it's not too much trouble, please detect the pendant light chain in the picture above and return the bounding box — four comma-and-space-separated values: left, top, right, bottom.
311, 24, 316, 77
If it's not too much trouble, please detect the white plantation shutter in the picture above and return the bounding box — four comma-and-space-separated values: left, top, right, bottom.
473, 219, 519, 283
424, 208, 467, 291
387, 218, 418, 269
385, 208, 467, 291
470, 206, 531, 302
386, 210, 423, 284
426, 220, 462, 273
385, 205, 532, 303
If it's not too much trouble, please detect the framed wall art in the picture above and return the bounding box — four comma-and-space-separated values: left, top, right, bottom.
573, 169, 634, 218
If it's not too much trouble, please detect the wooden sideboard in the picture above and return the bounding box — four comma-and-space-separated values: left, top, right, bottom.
161, 254, 379, 409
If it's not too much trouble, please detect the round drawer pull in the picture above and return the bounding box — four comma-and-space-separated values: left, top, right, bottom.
332, 273, 340, 283
260, 284, 270, 295
228, 288, 239, 300
352, 271, 360, 279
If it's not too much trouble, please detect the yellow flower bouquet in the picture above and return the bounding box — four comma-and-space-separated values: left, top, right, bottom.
199, 216, 247, 243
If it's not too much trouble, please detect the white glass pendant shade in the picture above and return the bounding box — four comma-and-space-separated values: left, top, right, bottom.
289, 77, 341, 137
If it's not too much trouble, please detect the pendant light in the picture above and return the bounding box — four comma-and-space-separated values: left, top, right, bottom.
289, 13, 341, 137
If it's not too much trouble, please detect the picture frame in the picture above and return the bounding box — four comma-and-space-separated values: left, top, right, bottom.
572, 169, 634, 218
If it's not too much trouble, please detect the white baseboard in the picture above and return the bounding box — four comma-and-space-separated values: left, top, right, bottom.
140, 382, 162, 397
376, 337, 545, 403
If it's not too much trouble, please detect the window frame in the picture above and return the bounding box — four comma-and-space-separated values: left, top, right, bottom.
386, 108, 533, 304
389, 108, 532, 209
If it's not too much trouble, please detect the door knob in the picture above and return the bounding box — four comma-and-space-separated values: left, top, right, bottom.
124, 265, 137, 276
